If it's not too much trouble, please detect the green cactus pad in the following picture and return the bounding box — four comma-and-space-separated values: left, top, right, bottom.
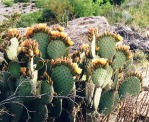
8, 61, 20, 79
32, 105, 48, 122
98, 90, 119, 115
102, 66, 113, 88
97, 36, 116, 59
91, 67, 107, 87
119, 76, 141, 98
31, 32, 49, 59
9, 100, 23, 122
6, 37, 19, 61
51, 65, 74, 96
15, 76, 35, 97
48, 98, 62, 118
47, 40, 69, 59
112, 51, 127, 69
40, 80, 53, 104
0, 71, 11, 98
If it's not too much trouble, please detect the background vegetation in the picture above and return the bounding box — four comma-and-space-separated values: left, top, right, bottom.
7, 0, 147, 29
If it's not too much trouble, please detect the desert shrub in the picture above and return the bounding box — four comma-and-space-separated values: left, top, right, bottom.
16, 11, 43, 27
2, 0, 14, 7
97, 1, 113, 16
48, 0, 74, 23
40, 9, 57, 22
34, 0, 49, 8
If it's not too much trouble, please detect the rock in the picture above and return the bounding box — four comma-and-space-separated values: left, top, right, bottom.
63, 16, 112, 51
114, 25, 149, 54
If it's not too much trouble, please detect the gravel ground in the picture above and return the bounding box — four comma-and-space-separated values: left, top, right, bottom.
0, 1, 38, 22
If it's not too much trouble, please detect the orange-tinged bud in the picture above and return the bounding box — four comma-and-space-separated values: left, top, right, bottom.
26, 27, 34, 38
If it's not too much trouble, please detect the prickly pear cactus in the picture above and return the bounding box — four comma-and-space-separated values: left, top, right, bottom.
88, 58, 110, 88
96, 32, 123, 59
0, 24, 144, 122
39, 80, 54, 104
26, 24, 50, 59
51, 58, 81, 96
119, 72, 143, 98
15, 76, 36, 97
112, 45, 132, 69
98, 90, 119, 115
47, 30, 73, 59
8, 61, 20, 79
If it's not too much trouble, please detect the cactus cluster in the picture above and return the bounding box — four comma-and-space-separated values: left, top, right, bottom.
0, 23, 143, 122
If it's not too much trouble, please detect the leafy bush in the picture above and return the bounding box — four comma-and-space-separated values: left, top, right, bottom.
2, 0, 14, 7
16, 11, 43, 27
48, 0, 74, 23
71, 0, 94, 17
35, 0, 49, 8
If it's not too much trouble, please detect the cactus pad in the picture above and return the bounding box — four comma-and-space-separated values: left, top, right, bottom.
91, 67, 107, 87
101, 66, 113, 88
51, 65, 74, 96
112, 51, 127, 69
6, 37, 19, 61
119, 76, 141, 98
15, 76, 35, 97
98, 90, 119, 115
48, 98, 62, 118
32, 105, 48, 122
97, 36, 116, 59
0, 71, 11, 97
47, 40, 68, 59
8, 61, 20, 79
31, 32, 49, 59
40, 80, 54, 104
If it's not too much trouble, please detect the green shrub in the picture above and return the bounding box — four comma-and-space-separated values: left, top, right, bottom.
2, 0, 14, 7
71, 0, 94, 17
16, 11, 43, 27
48, 0, 74, 23
35, 0, 49, 8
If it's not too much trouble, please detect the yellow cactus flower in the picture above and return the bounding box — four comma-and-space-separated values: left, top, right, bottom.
123, 45, 130, 52
73, 63, 82, 74
50, 31, 60, 38
95, 46, 100, 51
93, 58, 108, 66
34, 48, 40, 55
8, 28, 18, 33
67, 37, 74, 46
57, 26, 64, 32
38, 23, 47, 29
82, 44, 89, 50
60, 32, 67, 38
127, 52, 133, 59
115, 34, 123, 41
